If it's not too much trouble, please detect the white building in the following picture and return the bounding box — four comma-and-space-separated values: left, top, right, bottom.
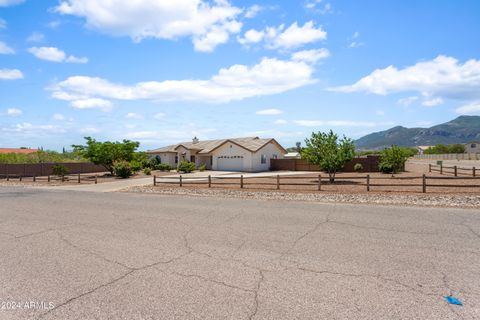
465, 142, 480, 154
147, 137, 287, 172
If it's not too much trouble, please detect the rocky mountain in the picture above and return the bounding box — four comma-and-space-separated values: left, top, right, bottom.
355, 116, 480, 150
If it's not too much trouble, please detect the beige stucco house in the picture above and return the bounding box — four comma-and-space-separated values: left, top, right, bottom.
147, 137, 287, 172
465, 142, 480, 154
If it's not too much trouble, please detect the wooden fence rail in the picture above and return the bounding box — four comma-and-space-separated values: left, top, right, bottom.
0, 173, 101, 184
429, 164, 476, 177
153, 174, 480, 193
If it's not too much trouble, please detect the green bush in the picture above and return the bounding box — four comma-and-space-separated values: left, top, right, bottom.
177, 160, 196, 173
379, 146, 409, 174
52, 164, 69, 176
155, 163, 172, 171
130, 160, 143, 173
353, 163, 363, 172
198, 163, 206, 171
113, 161, 133, 178
147, 156, 161, 168
143, 168, 152, 175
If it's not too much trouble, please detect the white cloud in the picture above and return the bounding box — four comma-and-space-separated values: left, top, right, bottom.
28, 46, 88, 63
294, 120, 394, 127
125, 112, 143, 119
274, 119, 287, 125
305, 0, 332, 14
291, 48, 330, 64
0, 18, 6, 29
0, 68, 23, 80
456, 102, 480, 115
244, 5, 262, 18
348, 31, 364, 48
0, 41, 14, 54
238, 21, 327, 50
0, 0, 24, 7
52, 113, 65, 120
1, 122, 65, 134
26, 32, 45, 43
6, 108, 22, 116
256, 108, 283, 115
79, 126, 100, 134
70, 98, 112, 111
397, 96, 418, 106
153, 112, 165, 120
54, 0, 243, 52
422, 97, 444, 107
330, 56, 480, 103
50, 57, 316, 105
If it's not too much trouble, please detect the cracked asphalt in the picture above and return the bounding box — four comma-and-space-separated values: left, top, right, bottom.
0, 186, 479, 320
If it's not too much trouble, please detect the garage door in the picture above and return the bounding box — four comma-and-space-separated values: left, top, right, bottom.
217, 156, 244, 171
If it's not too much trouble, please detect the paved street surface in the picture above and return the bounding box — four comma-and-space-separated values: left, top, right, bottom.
0, 186, 479, 319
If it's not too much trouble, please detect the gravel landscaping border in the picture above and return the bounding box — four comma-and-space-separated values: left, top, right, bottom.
122, 186, 480, 209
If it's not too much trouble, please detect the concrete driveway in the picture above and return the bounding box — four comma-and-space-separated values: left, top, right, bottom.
0, 186, 479, 319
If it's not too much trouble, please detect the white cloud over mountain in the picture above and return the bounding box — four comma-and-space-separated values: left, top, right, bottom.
50, 56, 317, 108
54, 0, 243, 52
330, 55, 480, 103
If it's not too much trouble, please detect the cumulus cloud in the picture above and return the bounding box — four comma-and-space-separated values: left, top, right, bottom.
0, 41, 14, 54
50, 56, 316, 106
291, 48, 330, 64
0, 68, 23, 80
27, 32, 45, 43
456, 102, 480, 115
294, 120, 394, 127
238, 21, 327, 50
6, 108, 22, 116
422, 97, 444, 107
256, 108, 283, 115
0, 0, 24, 7
330, 56, 480, 104
54, 0, 243, 52
244, 4, 262, 18
70, 98, 113, 111
1, 122, 65, 135
28, 47, 88, 63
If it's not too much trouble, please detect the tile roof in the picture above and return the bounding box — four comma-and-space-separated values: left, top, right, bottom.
147, 137, 284, 154
0, 148, 39, 154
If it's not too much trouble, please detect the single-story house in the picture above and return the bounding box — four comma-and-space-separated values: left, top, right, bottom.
284, 152, 301, 159
0, 148, 38, 154
147, 137, 287, 172
465, 142, 480, 154
416, 146, 432, 155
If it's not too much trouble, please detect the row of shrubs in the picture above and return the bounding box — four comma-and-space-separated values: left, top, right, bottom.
112, 160, 207, 178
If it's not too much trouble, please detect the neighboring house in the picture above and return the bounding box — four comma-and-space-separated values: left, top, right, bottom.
416, 146, 432, 155
465, 142, 480, 154
147, 137, 287, 172
284, 152, 301, 159
0, 148, 38, 154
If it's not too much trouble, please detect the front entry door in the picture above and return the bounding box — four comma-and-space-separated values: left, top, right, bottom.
190, 155, 196, 163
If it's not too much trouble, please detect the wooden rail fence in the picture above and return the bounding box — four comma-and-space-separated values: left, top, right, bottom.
1, 173, 101, 184
153, 174, 480, 193
429, 164, 476, 177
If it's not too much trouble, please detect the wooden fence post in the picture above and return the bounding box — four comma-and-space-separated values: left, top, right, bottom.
429, 164, 431, 173
318, 174, 321, 191
440, 164, 443, 175
47, 175, 50, 182
6, 173, 9, 181
422, 174, 426, 193
20, 175, 23, 182
78, 173, 81, 183
153, 175, 156, 186
208, 175, 211, 188
473, 167, 476, 177
94, 175, 98, 184
366, 174, 370, 192
240, 175, 244, 189
276, 175, 280, 190
33, 174, 36, 182
179, 175, 183, 187
61, 175, 65, 182
454, 166, 458, 177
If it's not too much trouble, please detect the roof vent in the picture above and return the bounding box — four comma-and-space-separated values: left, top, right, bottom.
192, 136, 199, 144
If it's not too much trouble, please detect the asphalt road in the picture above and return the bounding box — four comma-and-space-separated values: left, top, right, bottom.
0, 187, 479, 319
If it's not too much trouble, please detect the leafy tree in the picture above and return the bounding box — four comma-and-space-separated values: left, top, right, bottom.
424, 144, 465, 154
113, 161, 133, 178
379, 145, 410, 173
302, 130, 355, 182
72, 137, 140, 174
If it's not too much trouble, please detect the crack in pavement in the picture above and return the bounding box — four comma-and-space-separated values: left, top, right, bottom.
248, 269, 265, 320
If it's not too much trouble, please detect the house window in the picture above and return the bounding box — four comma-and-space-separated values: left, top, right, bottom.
175, 155, 178, 164
472, 143, 477, 148
272, 154, 278, 159
261, 154, 267, 164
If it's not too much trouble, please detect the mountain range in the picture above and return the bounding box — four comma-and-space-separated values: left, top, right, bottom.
355, 116, 480, 150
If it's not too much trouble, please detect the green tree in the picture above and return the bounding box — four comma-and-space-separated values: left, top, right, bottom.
302, 130, 355, 183
379, 145, 410, 174
72, 137, 140, 174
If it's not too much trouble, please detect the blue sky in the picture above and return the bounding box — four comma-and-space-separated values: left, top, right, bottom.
1, 0, 479, 151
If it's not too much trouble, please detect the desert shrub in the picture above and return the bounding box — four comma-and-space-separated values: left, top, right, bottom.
113, 161, 132, 178
52, 164, 69, 176
177, 160, 196, 173
130, 160, 143, 173
379, 145, 409, 174
353, 163, 363, 172
143, 168, 152, 175
147, 156, 161, 168
198, 163, 206, 171
156, 163, 172, 171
